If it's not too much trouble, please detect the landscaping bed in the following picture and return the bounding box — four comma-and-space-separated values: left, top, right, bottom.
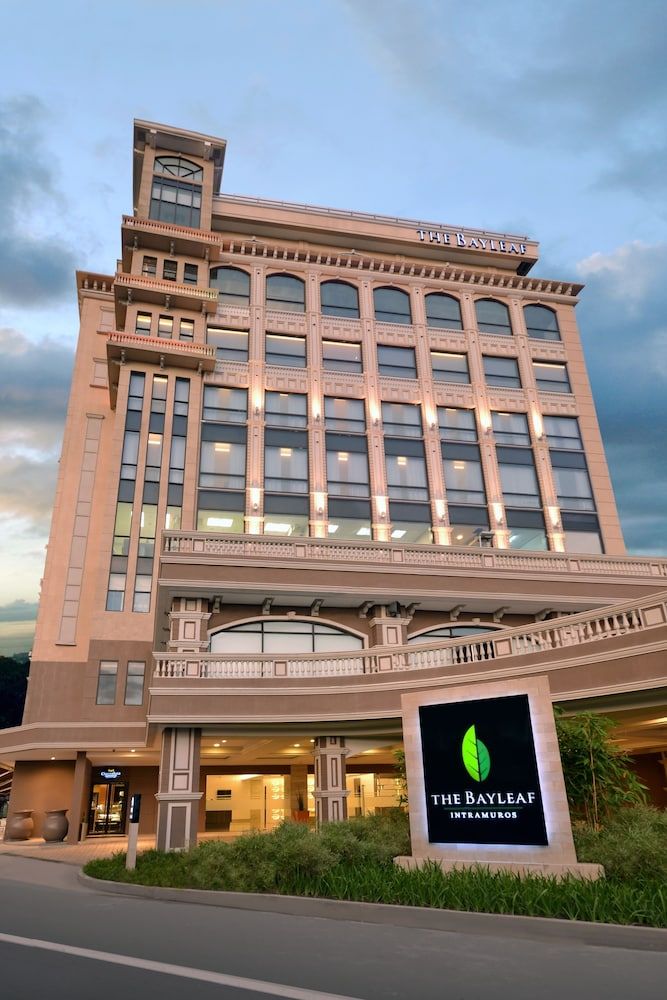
83, 808, 667, 928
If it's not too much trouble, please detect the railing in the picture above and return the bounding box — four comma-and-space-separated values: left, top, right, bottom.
153, 593, 667, 680
161, 531, 667, 580
114, 272, 219, 303
122, 215, 218, 245
108, 331, 216, 359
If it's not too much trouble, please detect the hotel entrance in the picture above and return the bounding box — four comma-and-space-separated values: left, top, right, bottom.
88, 767, 129, 835
205, 774, 286, 833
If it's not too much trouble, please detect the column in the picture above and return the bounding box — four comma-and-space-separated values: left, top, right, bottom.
155, 727, 202, 851
66, 751, 91, 843
313, 737, 349, 825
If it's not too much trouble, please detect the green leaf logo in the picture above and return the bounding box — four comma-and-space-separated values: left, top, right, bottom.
462, 725, 491, 782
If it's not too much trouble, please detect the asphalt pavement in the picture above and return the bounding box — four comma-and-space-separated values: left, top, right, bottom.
0, 855, 665, 1000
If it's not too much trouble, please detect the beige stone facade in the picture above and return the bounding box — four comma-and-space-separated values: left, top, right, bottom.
2, 120, 666, 849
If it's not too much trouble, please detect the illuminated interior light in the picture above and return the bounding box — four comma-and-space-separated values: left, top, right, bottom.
328, 523, 339, 533
453, 461, 465, 470
456, 533, 464, 541
207, 517, 233, 528
279, 447, 292, 458
214, 442, 231, 453
338, 452, 349, 462
391, 529, 407, 539
397, 456, 407, 466
265, 522, 293, 534
356, 526, 371, 536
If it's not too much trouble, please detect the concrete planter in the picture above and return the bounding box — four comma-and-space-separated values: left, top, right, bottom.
43, 809, 69, 842
5, 809, 34, 841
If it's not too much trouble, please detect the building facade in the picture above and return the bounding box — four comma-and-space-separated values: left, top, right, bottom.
2, 120, 667, 849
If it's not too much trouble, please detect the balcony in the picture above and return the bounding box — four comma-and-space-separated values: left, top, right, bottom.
121, 215, 221, 271
106, 332, 215, 407
154, 595, 665, 681
113, 272, 219, 329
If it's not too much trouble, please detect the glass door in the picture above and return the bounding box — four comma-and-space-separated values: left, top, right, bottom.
89, 781, 128, 835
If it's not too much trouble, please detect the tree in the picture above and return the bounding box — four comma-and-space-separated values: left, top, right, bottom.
0, 655, 29, 728
555, 711, 646, 827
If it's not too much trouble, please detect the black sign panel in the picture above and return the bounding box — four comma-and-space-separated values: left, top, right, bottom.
419, 694, 548, 846
96, 766, 124, 783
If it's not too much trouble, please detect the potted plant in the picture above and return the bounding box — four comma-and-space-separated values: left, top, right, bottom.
292, 790, 309, 822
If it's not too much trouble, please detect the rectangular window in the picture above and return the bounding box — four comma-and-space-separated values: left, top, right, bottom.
150, 178, 201, 228
533, 362, 571, 393
163, 259, 178, 281
179, 318, 194, 341
438, 407, 477, 442
196, 490, 245, 533
377, 345, 416, 379
483, 356, 521, 388
207, 327, 249, 362
112, 502, 133, 556
442, 444, 486, 505
138, 502, 158, 556
96, 661, 118, 705
385, 439, 428, 501
132, 575, 152, 613
327, 498, 372, 540
141, 256, 157, 277
544, 415, 583, 450
551, 451, 595, 511
264, 430, 308, 493
144, 432, 163, 482
388, 501, 432, 544
183, 263, 198, 284
135, 312, 152, 336
121, 430, 140, 480
324, 397, 366, 434
266, 333, 306, 368
506, 509, 547, 550
492, 411, 530, 445
199, 437, 247, 490
106, 575, 126, 611
326, 435, 370, 497
265, 391, 307, 428
382, 401, 423, 438
203, 386, 248, 424
174, 377, 190, 416
127, 372, 145, 410
124, 661, 145, 705
431, 351, 470, 384
158, 315, 173, 339
322, 340, 363, 373
497, 447, 541, 507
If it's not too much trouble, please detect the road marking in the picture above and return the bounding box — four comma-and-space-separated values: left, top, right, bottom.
0, 931, 362, 1000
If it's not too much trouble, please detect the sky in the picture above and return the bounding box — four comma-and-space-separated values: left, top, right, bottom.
0, 0, 666, 654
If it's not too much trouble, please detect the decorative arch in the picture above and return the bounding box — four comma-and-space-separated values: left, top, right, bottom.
523, 304, 561, 341
425, 292, 463, 330
210, 266, 251, 306
266, 273, 305, 312
153, 155, 203, 180
209, 616, 367, 653
406, 623, 501, 644
320, 280, 360, 319
474, 298, 512, 336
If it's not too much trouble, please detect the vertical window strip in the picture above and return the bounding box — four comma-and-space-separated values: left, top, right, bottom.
107, 373, 145, 612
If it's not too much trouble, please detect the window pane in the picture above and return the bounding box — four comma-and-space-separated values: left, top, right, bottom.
425, 294, 463, 330
524, 305, 561, 341
444, 457, 486, 504
390, 521, 433, 544
483, 356, 521, 388
135, 312, 151, 336
207, 327, 249, 362
385, 451, 428, 500
382, 402, 422, 437
266, 334, 306, 367
377, 346, 416, 378
564, 530, 603, 553
498, 460, 541, 507
324, 397, 366, 433
203, 386, 248, 423
199, 440, 246, 489
508, 525, 547, 550
431, 351, 469, 383
475, 299, 512, 336
552, 466, 595, 510
264, 445, 308, 492
534, 362, 570, 393
327, 449, 370, 496
264, 514, 309, 537
124, 662, 145, 705
438, 407, 477, 441
210, 267, 250, 306
196, 507, 245, 532
154, 156, 203, 181
544, 415, 582, 449
265, 391, 308, 428
322, 340, 362, 373
327, 516, 372, 540
266, 274, 305, 312
96, 662, 117, 705
321, 281, 359, 318
492, 411, 530, 445
374, 287, 411, 324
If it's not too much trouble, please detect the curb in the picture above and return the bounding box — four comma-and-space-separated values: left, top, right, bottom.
78, 872, 667, 952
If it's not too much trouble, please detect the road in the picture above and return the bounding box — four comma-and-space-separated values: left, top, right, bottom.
0, 855, 665, 1000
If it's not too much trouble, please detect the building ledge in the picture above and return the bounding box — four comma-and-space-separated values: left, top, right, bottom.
113, 272, 219, 329
106, 332, 215, 407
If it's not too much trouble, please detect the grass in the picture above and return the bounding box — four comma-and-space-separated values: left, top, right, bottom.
83, 809, 667, 928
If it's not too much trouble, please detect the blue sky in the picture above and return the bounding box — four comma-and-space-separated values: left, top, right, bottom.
0, 0, 666, 653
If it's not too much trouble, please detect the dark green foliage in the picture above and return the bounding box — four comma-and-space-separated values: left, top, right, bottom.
555, 711, 647, 826
0, 654, 29, 728
84, 809, 667, 927
573, 806, 667, 881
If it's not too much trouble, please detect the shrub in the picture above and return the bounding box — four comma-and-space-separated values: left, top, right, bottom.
574, 805, 667, 881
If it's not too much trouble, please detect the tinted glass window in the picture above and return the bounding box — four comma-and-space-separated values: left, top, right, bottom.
210, 267, 250, 306
374, 287, 411, 324
425, 293, 463, 330
524, 305, 560, 341
266, 274, 305, 312
475, 299, 512, 336
321, 281, 359, 318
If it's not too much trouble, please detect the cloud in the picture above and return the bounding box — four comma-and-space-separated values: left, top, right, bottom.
0, 327, 73, 449
576, 241, 667, 554
342, 0, 667, 198
0, 600, 38, 623
0, 95, 77, 306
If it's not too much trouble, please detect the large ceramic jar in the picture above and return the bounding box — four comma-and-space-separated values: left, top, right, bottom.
5, 809, 34, 841
43, 809, 69, 843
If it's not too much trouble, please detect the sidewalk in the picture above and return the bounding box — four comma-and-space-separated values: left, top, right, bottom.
0, 830, 238, 865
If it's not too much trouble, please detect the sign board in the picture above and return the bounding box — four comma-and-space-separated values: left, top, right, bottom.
419, 694, 547, 846
97, 767, 124, 782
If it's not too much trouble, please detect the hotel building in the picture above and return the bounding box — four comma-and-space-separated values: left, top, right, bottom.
2, 121, 666, 849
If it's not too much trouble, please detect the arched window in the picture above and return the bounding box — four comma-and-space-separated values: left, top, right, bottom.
524, 305, 561, 341
475, 299, 512, 336
150, 155, 202, 228
153, 156, 203, 181
266, 274, 305, 313
425, 293, 463, 330
210, 618, 364, 653
407, 625, 498, 644
210, 266, 250, 307
320, 281, 360, 319
373, 287, 412, 325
